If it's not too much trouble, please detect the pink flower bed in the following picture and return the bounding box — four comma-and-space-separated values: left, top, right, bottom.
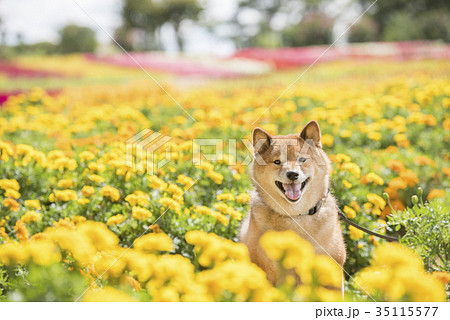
0, 61, 66, 78
233, 41, 450, 69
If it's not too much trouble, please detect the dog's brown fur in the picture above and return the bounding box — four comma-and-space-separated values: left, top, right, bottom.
239, 120, 346, 286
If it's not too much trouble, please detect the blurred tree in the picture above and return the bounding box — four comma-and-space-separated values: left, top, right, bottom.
348, 16, 379, 43
282, 12, 334, 46
121, 0, 203, 52
221, 0, 333, 48
58, 24, 98, 53
356, 0, 450, 42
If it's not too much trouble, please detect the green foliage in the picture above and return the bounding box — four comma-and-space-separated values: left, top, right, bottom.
348, 16, 379, 43
2, 264, 87, 301
387, 191, 450, 273
58, 24, 98, 54
282, 12, 333, 47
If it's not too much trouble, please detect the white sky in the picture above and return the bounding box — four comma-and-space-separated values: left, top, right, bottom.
0, 0, 358, 55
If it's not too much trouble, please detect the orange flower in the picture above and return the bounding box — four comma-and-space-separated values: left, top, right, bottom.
414, 156, 436, 167
443, 167, 450, 177
443, 118, 450, 131
427, 189, 445, 200
14, 220, 29, 241
399, 170, 419, 187
422, 114, 437, 126
386, 159, 405, 173
432, 271, 450, 284
3, 198, 20, 212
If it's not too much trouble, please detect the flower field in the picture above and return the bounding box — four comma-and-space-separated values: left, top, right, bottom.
0, 56, 449, 301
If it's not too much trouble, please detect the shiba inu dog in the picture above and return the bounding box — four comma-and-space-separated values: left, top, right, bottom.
239, 120, 346, 286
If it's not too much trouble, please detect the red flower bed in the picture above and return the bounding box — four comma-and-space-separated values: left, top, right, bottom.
0, 61, 66, 78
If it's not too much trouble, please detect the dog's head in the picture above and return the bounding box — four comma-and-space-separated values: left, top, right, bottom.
251, 120, 330, 214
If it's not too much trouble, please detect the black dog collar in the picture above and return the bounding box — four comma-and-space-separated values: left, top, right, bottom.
307, 188, 330, 215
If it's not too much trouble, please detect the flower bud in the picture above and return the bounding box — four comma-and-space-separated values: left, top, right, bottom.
411, 195, 419, 206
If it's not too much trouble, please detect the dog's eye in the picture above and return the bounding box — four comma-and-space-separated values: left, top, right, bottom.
298, 157, 307, 163
273, 160, 281, 165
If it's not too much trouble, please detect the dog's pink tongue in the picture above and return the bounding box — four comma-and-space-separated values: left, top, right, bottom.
283, 183, 301, 200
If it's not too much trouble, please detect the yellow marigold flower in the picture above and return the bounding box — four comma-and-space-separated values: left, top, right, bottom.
134, 233, 173, 252
206, 171, 223, 184
394, 133, 410, 147
81, 186, 95, 198
233, 173, 241, 180
195, 205, 213, 216
340, 162, 361, 178
21, 210, 41, 223
83, 287, 137, 302
79, 151, 95, 162
148, 175, 167, 190
72, 216, 87, 224
0, 179, 20, 191
3, 198, 20, 212
57, 179, 73, 189
342, 179, 352, 189
78, 198, 90, 205
100, 186, 120, 202
14, 219, 29, 241
198, 162, 214, 171
321, 134, 334, 147
131, 206, 152, 220
214, 203, 229, 213
349, 225, 364, 240
343, 206, 356, 219
427, 189, 445, 200
25, 239, 61, 266
167, 184, 184, 198
24, 200, 41, 210
54, 189, 78, 202
260, 230, 315, 272
367, 131, 381, 141
176, 174, 194, 189
88, 174, 105, 184
335, 153, 351, 163
217, 193, 235, 201
107, 214, 125, 226
4, 189, 21, 199
361, 172, 384, 186
236, 193, 250, 204
340, 129, 352, 138
367, 193, 386, 210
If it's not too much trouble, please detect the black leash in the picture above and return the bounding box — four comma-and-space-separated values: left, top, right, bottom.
336, 205, 399, 242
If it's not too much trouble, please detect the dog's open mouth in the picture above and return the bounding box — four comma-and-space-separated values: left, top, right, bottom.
275, 178, 310, 202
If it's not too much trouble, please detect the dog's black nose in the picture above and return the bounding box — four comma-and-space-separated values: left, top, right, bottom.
286, 171, 299, 181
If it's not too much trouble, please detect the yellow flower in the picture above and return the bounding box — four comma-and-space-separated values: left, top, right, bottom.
78, 198, 90, 205
81, 186, 95, 198
3, 198, 20, 212
21, 210, 42, 223
0, 179, 20, 191
24, 200, 41, 210
88, 174, 105, 184
131, 206, 152, 220
343, 206, 356, 219
217, 193, 235, 201
83, 287, 137, 302
342, 179, 352, 189
321, 134, 334, 147
134, 233, 173, 252
206, 171, 223, 184
14, 220, 29, 241
349, 225, 364, 240
53, 189, 78, 202
100, 186, 120, 202
361, 172, 384, 186
235, 194, 250, 206
57, 179, 73, 188
4, 189, 21, 199
340, 162, 361, 178
79, 151, 95, 162
107, 214, 125, 226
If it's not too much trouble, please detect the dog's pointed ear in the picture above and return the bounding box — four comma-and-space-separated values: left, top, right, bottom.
253, 127, 272, 154
300, 120, 322, 148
